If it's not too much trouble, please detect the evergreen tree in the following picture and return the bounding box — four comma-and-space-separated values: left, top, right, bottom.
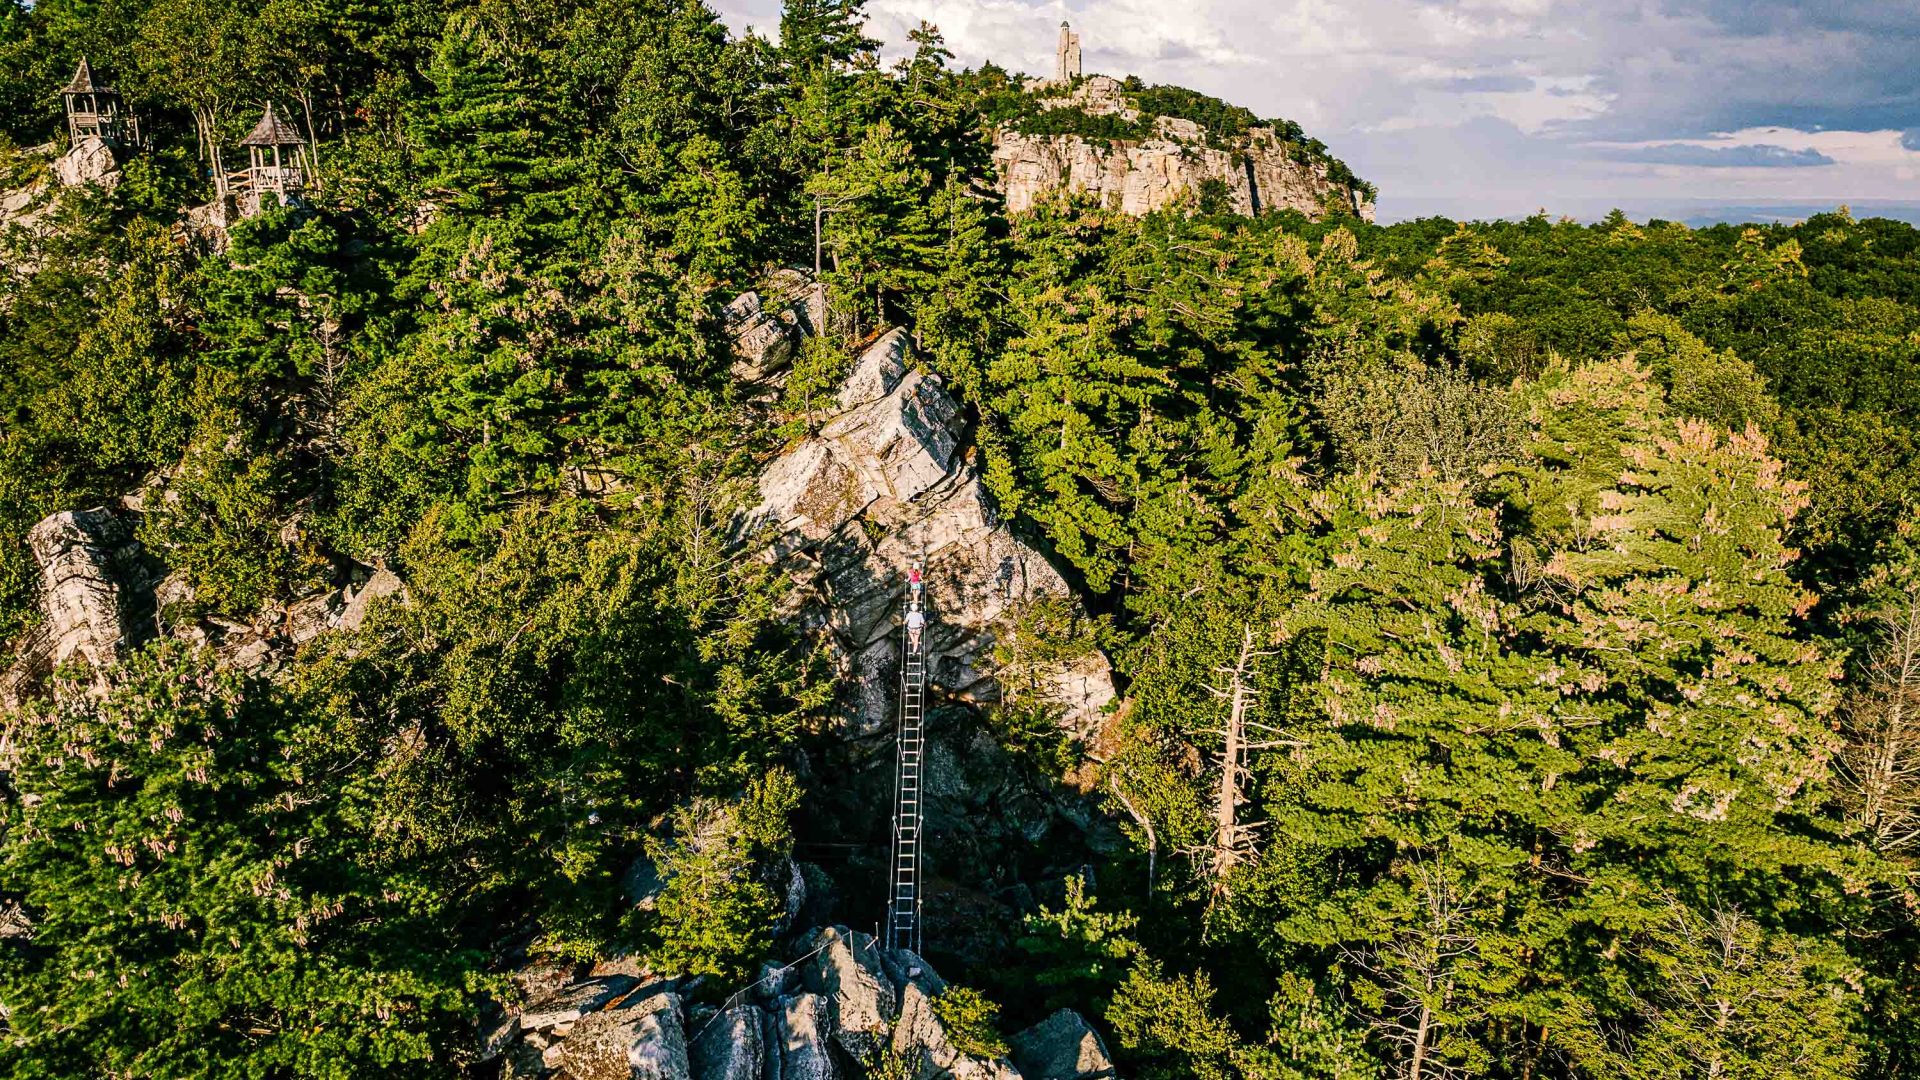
777, 0, 872, 73
0, 646, 475, 1077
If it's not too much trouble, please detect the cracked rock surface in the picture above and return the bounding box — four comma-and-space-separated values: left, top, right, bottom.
737, 328, 1115, 740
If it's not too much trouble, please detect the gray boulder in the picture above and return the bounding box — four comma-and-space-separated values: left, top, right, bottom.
797, 926, 897, 1058
339, 567, 404, 630
556, 991, 687, 1080
742, 357, 960, 545
520, 974, 640, 1031
815, 369, 960, 508
25, 508, 144, 674
501, 1039, 551, 1078
629, 993, 692, 1080
1010, 1010, 1115, 1080
753, 959, 799, 1003
771, 993, 836, 1080
52, 135, 118, 189
770, 269, 830, 339
736, 327, 1116, 740
891, 976, 1020, 1080
836, 329, 910, 410
726, 290, 797, 382
688, 1004, 765, 1080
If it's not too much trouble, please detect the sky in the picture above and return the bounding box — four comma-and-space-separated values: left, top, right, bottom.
707, 0, 1920, 224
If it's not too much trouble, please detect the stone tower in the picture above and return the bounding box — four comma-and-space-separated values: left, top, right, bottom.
1055, 21, 1082, 83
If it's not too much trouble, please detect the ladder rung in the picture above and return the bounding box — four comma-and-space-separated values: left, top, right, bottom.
894, 599, 930, 949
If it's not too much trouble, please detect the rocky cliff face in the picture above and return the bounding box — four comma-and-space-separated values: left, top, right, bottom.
481, 925, 1117, 1080
992, 76, 1373, 222
736, 326, 1115, 742
0, 140, 119, 234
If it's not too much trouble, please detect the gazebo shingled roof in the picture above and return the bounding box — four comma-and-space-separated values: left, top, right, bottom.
239, 103, 305, 147
63, 59, 103, 96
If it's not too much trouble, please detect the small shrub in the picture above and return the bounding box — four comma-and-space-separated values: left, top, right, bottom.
933, 986, 1009, 1059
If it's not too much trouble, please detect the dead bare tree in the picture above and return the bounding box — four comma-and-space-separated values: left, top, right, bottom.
1341, 859, 1485, 1080
1195, 623, 1296, 898
1837, 586, 1920, 857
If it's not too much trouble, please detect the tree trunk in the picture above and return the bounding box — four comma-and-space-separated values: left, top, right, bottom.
298, 88, 322, 178
1210, 625, 1257, 891
1843, 594, 1920, 851
1407, 1001, 1432, 1080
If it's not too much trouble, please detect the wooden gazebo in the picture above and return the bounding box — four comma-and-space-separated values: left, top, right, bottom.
61, 59, 140, 149
215, 103, 313, 216
237, 102, 310, 200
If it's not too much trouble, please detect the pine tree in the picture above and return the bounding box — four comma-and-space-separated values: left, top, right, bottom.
412, 10, 544, 216
777, 0, 872, 74
0, 646, 474, 1077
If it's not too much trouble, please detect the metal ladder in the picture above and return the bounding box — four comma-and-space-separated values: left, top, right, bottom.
885, 599, 928, 954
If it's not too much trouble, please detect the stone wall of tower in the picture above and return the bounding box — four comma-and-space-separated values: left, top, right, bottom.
1055, 23, 1082, 83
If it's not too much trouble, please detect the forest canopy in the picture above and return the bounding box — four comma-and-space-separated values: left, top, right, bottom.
1, 0, 1918, 1077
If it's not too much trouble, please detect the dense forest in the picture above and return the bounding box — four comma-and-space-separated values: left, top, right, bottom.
2, 0, 1919, 1076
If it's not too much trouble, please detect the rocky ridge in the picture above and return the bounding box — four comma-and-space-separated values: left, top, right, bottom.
481, 925, 1116, 1080
4, 270, 1113, 737
992, 76, 1373, 222
735, 320, 1115, 741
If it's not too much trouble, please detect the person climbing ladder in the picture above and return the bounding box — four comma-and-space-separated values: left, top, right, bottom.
905, 562, 926, 649
888, 563, 929, 953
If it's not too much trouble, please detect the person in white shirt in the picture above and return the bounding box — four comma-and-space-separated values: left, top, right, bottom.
905, 606, 926, 650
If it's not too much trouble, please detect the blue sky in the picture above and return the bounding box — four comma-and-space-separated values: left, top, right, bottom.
709, 0, 1920, 223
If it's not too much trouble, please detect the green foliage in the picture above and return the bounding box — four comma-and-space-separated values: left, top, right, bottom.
2, 5, 1919, 1076
1009, 105, 1151, 144
778, 0, 873, 73
1561, 899, 1862, 1080
1613, 311, 1777, 431
1015, 874, 1140, 1012
930, 986, 1009, 1059
0, 214, 199, 636
1121, 81, 1262, 141
0, 645, 477, 1078
1106, 960, 1252, 1080
642, 770, 803, 981
136, 376, 321, 616
779, 333, 852, 436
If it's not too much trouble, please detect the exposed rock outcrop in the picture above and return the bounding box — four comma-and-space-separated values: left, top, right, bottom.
27, 508, 140, 670
726, 272, 831, 383
796, 926, 897, 1058
3, 503, 410, 703
51, 136, 119, 189
774, 991, 838, 1080
688, 1005, 765, 1080
737, 328, 1116, 739
1010, 1010, 1116, 1080
2, 507, 155, 703
519, 974, 641, 1031
627, 993, 693, 1080
892, 968, 1021, 1080
992, 76, 1372, 222
481, 928, 1110, 1080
